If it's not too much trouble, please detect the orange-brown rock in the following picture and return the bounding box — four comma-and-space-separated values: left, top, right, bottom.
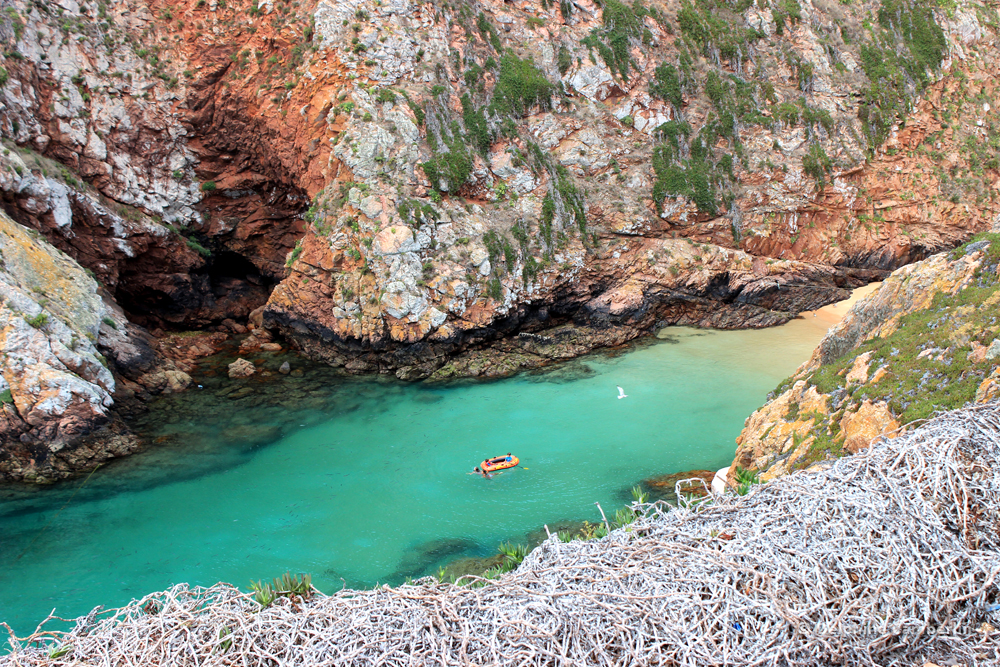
976, 367, 1000, 404
729, 380, 831, 483
840, 401, 900, 454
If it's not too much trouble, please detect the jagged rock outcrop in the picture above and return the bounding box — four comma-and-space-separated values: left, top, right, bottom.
0, 207, 139, 481
268, 228, 874, 378
730, 231, 1000, 481
0, 208, 224, 482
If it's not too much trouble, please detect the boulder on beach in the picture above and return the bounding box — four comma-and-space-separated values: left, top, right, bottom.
228, 358, 256, 378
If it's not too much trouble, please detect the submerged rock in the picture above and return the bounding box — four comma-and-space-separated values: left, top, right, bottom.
228, 359, 256, 378
137, 370, 193, 394
641, 470, 715, 502
220, 424, 281, 446
278, 361, 291, 375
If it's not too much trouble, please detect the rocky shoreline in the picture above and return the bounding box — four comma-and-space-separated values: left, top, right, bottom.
0, 218, 878, 484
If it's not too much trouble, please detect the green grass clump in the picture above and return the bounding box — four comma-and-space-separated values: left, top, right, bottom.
651, 123, 732, 216
802, 142, 833, 188
772, 0, 801, 35
24, 311, 49, 329
476, 12, 503, 51
649, 62, 683, 108
397, 199, 438, 226
421, 140, 473, 193
554, 165, 587, 237
487, 277, 503, 300
374, 88, 397, 104
540, 194, 555, 248
774, 101, 800, 126
483, 230, 509, 275
185, 237, 212, 258
490, 542, 528, 575
792, 427, 846, 471
461, 94, 491, 155
489, 54, 553, 117
0, 388, 12, 404
557, 46, 573, 75
677, 0, 763, 63
581, 0, 646, 80
949, 232, 1000, 263
703, 70, 771, 136
285, 239, 303, 267
733, 466, 760, 495
249, 572, 312, 609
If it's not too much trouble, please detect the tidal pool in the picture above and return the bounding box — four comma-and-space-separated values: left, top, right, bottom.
0, 317, 836, 636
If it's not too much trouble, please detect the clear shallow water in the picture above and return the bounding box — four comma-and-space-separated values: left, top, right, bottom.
0, 321, 831, 636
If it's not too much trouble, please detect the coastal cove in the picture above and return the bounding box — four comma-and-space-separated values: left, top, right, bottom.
0, 315, 842, 636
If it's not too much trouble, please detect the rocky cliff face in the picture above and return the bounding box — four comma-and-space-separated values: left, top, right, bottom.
256, 0, 1000, 378
0, 0, 998, 476
730, 232, 1000, 481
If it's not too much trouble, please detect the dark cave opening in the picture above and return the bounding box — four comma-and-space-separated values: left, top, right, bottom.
116, 247, 280, 330
208, 250, 275, 288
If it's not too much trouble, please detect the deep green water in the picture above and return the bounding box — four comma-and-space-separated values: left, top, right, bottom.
0, 321, 830, 636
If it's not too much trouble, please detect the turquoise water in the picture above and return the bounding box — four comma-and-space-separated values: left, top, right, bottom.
0, 322, 829, 636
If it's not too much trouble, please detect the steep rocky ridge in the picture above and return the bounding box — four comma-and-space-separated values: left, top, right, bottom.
730, 231, 1000, 481
0, 203, 231, 481
0, 0, 997, 473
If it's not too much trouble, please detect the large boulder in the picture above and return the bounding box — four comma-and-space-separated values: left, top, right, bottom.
228, 358, 256, 378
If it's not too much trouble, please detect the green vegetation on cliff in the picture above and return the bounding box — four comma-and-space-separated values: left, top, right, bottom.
581, 0, 650, 80
677, 0, 763, 64
489, 53, 553, 116
759, 235, 1000, 475
651, 120, 734, 216
858, 0, 947, 149
807, 237, 1000, 423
